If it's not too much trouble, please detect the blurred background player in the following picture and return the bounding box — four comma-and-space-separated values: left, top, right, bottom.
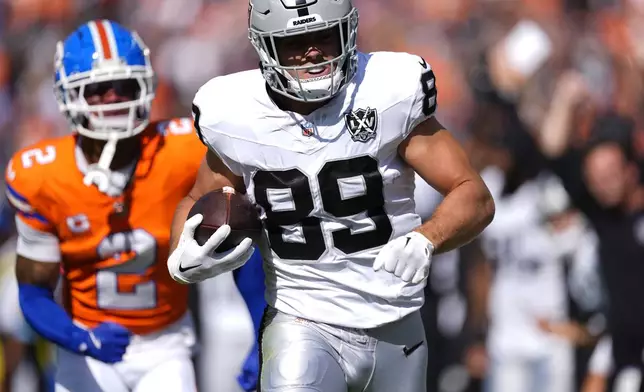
6, 19, 199, 392
536, 77, 644, 390
3, 19, 265, 392
479, 168, 601, 392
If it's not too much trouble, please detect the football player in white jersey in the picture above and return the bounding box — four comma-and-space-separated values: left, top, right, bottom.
481, 168, 600, 392
167, 0, 495, 391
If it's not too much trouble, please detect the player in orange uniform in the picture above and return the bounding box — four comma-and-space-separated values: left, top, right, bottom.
10, 119, 202, 330
4, 20, 205, 392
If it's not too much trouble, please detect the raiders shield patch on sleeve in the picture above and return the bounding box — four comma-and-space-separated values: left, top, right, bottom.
344, 107, 378, 143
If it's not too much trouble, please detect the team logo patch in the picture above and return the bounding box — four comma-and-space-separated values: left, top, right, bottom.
66, 214, 90, 234
344, 107, 378, 143
301, 120, 315, 137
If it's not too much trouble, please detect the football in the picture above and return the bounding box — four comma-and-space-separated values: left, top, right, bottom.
187, 187, 263, 252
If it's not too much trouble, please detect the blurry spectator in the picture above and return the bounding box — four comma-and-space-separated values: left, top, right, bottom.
539, 70, 644, 388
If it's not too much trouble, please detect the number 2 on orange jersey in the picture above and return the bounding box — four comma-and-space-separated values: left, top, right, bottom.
96, 229, 157, 310
21, 146, 56, 168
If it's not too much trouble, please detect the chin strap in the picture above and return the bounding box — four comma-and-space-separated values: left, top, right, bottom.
83, 136, 118, 193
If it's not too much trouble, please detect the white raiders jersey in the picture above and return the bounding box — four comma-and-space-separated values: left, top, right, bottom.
481, 167, 598, 358
193, 51, 437, 328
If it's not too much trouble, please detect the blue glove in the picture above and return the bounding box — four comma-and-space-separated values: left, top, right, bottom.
237, 343, 259, 392
78, 322, 131, 364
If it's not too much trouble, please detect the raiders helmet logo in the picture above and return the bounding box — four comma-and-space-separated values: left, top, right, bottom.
344, 107, 378, 143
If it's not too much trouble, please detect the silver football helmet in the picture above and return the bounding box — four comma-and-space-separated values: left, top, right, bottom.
248, 0, 359, 102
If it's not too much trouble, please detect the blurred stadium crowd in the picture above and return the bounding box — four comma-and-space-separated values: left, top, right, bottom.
2, 0, 644, 391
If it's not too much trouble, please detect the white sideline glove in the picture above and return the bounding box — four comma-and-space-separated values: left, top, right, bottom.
373, 231, 434, 284
168, 214, 255, 284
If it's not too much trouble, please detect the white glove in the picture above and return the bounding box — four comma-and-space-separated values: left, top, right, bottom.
373, 231, 434, 284
168, 214, 255, 284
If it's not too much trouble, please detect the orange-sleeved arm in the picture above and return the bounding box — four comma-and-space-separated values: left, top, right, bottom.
5, 145, 57, 234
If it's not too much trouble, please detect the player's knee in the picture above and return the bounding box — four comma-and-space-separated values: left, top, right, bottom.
261, 347, 345, 392
261, 319, 346, 391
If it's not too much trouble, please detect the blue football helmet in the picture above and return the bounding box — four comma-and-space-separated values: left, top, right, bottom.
53, 20, 155, 192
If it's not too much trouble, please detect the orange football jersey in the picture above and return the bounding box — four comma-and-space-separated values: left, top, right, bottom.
5, 118, 206, 335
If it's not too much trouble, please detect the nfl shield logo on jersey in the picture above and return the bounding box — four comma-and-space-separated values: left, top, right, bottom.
345, 107, 378, 142
301, 120, 315, 137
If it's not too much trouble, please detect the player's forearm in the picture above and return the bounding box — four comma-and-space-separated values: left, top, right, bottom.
169, 151, 245, 254
15, 256, 89, 353
539, 93, 576, 158
169, 196, 198, 253
415, 179, 494, 254
18, 282, 90, 353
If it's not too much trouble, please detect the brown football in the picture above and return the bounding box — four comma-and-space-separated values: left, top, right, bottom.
187, 187, 263, 252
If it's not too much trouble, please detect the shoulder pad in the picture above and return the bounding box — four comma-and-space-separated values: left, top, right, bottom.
148, 117, 207, 173
154, 118, 196, 138
361, 52, 437, 141
5, 139, 63, 229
